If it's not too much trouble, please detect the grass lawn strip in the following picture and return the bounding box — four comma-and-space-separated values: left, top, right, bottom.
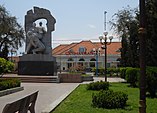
52, 83, 157, 113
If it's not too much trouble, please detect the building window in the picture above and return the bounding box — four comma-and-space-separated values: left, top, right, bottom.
68, 58, 74, 61
67, 58, 73, 69
79, 46, 86, 53
90, 58, 96, 61
90, 58, 96, 67
79, 58, 85, 61
78, 58, 85, 67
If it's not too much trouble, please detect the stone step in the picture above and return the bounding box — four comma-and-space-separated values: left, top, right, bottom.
1, 76, 60, 83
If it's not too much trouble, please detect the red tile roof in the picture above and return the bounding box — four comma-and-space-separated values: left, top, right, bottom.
52, 40, 121, 55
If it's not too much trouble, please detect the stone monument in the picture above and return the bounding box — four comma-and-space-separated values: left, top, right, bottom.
18, 7, 57, 75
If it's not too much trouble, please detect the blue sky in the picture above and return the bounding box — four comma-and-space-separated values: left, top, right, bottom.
0, 0, 138, 53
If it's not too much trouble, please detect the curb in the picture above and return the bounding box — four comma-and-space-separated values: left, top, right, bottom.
0, 87, 24, 97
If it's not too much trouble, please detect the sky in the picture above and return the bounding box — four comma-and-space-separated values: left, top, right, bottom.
0, 0, 139, 54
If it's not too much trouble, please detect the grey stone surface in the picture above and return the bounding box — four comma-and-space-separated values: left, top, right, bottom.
19, 54, 56, 61
0, 74, 125, 113
18, 7, 57, 76
41, 85, 79, 113
25, 23, 45, 54
18, 61, 57, 75
18, 54, 57, 76
25, 6, 56, 55
0, 82, 79, 113
0, 87, 24, 97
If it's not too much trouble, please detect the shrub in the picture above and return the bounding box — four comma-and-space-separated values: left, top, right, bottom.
0, 58, 7, 74
0, 58, 14, 74
91, 67, 95, 72
146, 67, 157, 97
120, 67, 157, 98
0, 78, 21, 91
119, 67, 128, 79
92, 67, 104, 76
68, 64, 85, 73
92, 90, 128, 109
99, 67, 104, 75
86, 81, 109, 91
6, 61, 14, 73
114, 68, 120, 76
125, 67, 139, 87
107, 68, 120, 77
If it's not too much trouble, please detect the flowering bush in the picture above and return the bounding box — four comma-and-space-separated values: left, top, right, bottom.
68, 64, 85, 73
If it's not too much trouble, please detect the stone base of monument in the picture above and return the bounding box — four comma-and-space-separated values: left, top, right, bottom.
18, 54, 57, 76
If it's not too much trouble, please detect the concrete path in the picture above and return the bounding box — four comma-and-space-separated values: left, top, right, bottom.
0, 77, 125, 113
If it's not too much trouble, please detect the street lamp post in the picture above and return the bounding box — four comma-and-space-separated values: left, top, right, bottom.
60, 55, 61, 73
93, 48, 101, 76
99, 32, 113, 82
139, 0, 146, 113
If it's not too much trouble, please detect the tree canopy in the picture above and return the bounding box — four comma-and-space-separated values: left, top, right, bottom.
111, 1, 157, 67
110, 6, 139, 67
0, 5, 25, 59
145, 0, 157, 66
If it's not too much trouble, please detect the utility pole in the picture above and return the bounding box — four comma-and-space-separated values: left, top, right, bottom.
104, 11, 107, 31
99, 11, 113, 82
139, 0, 146, 113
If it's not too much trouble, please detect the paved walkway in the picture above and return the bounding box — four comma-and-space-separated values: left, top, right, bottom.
0, 77, 125, 113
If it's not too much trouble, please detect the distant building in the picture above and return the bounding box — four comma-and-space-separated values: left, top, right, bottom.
52, 40, 121, 72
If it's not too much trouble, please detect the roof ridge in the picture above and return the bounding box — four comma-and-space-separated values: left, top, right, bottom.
58, 40, 92, 54
59, 43, 78, 55
52, 41, 121, 55
52, 45, 66, 54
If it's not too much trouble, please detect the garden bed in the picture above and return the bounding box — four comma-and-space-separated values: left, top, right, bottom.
0, 86, 24, 97
58, 73, 94, 83
58, 73, 82, 83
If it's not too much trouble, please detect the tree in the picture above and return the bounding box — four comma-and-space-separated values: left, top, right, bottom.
0, 5, 25, 60
128, 20, 139, 67
110, 6, 139, 67
145, 0, 157, 66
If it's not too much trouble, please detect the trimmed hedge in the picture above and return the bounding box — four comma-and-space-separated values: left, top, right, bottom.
120, 66, 157, 98
92, 67, 104, 75
119, 67, 129, 79
146, 67, 157, 97
107, 67, 120, 77
86, 81, 109, 91
125, 67, 139, 87
0, 78, 21, 91
92, 90, 128, 109
92, 67, 120, 77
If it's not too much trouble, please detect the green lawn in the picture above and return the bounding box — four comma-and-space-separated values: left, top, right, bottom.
52, 83, 157, 113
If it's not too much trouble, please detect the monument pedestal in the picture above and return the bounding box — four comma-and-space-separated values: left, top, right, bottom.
18, 54, 57, 76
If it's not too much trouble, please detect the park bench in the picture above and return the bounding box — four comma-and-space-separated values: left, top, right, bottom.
2, 91, 39, 113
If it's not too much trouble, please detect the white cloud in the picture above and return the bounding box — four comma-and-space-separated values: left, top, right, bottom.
88, 24, 96, 29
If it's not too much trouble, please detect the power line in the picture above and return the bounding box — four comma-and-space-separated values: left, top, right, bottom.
52, 37, 119, 42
